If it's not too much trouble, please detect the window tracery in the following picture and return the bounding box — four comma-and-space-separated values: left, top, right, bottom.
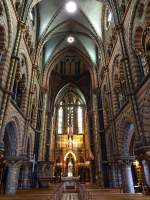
56, 91, 85, 135
58, 106, 63, 134
78, 106, 83, 134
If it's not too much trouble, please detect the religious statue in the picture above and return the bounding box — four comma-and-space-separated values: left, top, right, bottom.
68, 160, 73, 177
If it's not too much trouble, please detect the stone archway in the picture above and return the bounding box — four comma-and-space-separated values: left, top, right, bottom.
64, 151, 77, 177
118, 120, 148, 193
0, 121, 17, 194
3, 121, 17, 158
1, 121, 21, 195
0, 122, 16, 194
117, 120, 136, 193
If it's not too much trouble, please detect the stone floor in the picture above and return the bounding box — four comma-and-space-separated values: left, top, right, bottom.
0, 189, 149, 200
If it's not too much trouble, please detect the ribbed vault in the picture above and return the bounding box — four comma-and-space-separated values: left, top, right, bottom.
30, 0, 106, 69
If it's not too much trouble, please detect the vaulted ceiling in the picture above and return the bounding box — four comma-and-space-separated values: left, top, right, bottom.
33, 0, 104, 67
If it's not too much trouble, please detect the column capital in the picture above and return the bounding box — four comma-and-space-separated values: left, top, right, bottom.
5, 155, 26, 167
6, 160, 22, 168
40, 85, 48, 93
117, 155, 135, 166
122, 160, 133, 167
142, 159, 150, 165
18, 21, 26, 32
11, 55, 20, 61
120, 57, 129, 63
135, 145, 150, 160
22, 161, 33, 168
33, 64, 39, 71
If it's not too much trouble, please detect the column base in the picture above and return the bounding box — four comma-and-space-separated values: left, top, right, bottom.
143, 186, 150, 195
38, 178, 50, 188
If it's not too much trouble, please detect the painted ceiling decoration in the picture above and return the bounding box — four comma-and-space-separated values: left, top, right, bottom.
30, 0, 106, 67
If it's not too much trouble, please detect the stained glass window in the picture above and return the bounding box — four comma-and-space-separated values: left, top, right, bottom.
58, 107, 63, 134
78, 106, 83, 134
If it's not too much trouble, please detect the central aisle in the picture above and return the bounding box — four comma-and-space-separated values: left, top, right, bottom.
61, 193, 79, 200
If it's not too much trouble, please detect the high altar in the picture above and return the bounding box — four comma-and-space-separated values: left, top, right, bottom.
53, 133, 93, 181
49, 90, 94, 183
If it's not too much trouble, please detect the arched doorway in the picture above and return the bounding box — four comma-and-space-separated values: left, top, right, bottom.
127, 125, 143, 193
120, 122, 145, 193
4, 122, 17, 157
0, 122, 17, 193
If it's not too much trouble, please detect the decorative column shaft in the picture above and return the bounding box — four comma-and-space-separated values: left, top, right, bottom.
5, 160, 21, 195
21, 161, 32, 189
122, 161, 134, 193
111, 163, 121, 187
92, 92, 103, 187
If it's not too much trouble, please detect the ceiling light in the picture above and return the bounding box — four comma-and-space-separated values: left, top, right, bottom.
65, 1, 77, 14
67, 36, 75, 43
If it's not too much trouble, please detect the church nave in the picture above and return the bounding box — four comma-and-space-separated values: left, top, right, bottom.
0, 0, 150, 198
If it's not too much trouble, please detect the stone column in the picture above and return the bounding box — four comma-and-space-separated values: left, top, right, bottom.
92, 92, 103, 187
122, 161, 135, 193
111, 163, 118, 187
21, 161, 32, 189
142, 160, 150, 186
5, 160, 21, 195
38, 161, 51, 188
90, 165, 93, 183
110, 162, 122, 188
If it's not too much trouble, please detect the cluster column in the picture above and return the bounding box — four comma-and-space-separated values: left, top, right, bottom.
110, 162, 122, 188
5, 160, 22, 195
20, 161, 32, 189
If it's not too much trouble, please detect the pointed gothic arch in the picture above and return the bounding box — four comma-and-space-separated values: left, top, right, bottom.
64, 151, 77, 162
3, 121, 17, 157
